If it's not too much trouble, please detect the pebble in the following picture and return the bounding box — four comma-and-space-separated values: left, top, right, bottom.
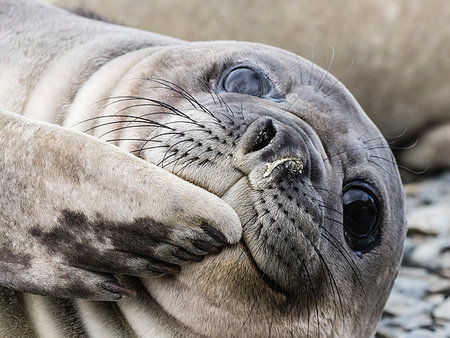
376, 171, 450, 337
434, 298, 450, 321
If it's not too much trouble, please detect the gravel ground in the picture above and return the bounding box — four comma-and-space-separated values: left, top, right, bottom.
376, 172, 450, 337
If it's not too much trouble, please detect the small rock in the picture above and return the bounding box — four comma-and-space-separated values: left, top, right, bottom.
399, 328, 445, 338
416, 172, 450, 204
383, 291, 434, 317
393, 275, 428, 299
376, 320, 405, 338
398, 266, 429, 279
424, 293, 445, 306
436, 251, 450, 273
390, 313, 433, 331
433, 297, 450, 321
444, 322, 450, 336
408, 237, 450, 269
407, 205, 450, 235
426, 275, 450, 294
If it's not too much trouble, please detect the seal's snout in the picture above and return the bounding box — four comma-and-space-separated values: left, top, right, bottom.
237, 116, 313, 181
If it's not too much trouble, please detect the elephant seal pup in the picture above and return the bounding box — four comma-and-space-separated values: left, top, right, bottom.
0, 0, 406, 337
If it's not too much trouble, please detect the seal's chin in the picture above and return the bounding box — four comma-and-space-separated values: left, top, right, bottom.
221, 166, 325, 296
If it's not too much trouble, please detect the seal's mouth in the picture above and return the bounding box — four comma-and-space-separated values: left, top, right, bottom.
240, 237, 287, 295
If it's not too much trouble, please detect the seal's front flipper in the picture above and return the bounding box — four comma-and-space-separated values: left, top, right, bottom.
0, 260, 136, 301
0, 110, 241, 300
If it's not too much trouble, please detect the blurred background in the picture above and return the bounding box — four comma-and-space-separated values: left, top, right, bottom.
42, 1, 450, 336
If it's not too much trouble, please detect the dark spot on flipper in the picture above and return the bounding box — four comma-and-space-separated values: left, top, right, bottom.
102, 281, 137, 298
191, 239, 222, 254
146, 261, 181, 275
0, 247, 32, 268
200, 223, 228, 245
29, 209, 171, 265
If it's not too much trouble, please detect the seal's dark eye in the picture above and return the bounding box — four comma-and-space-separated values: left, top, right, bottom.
343, 182, 380, 252
223, 67, 266, 96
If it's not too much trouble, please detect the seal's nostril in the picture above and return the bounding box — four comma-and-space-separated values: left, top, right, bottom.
250, 119, 276, 152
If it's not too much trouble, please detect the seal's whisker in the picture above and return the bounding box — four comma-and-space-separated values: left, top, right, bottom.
112, 95, 197, 122
169, 154, 188, 173
147, 85, 198, 111
323, 60, 354, 98
173, 157, 196, 176
397, 164, 429, 175
101, 98, 193, 121
287, 217, 308, 329
82, 122, 169, 139
160, 138, 194, 166
138, 131, 185, 156
320, 230, 363, 287
196, 77, 241, 122
268, 295, 275, 337
315, 45, 335, 93
104, 137, 161, 143
159, 152, 178, 168
283, 99, 301, 117
217, 213, 264, 307
196, 77, 218, 105
360, 135, 386, 144
301, 179, 342, 199
367, 159, 395, 178
112, 103, 197, 121
140, 78, 199, 110
97, 124, 169, 140
100, 95, 194, 122
308, 43, 314, 86
144, 78, 198, 106
238, 296, 258, 333
367, 138, 418, 151
82, 120, 153, 134
252, 211, 270, 241
298, 201, 363, 285
129, 144, 169, 155
299, 190, 363, 286
158, 139, 194, 167
302, 260, 320, 337
217, 250, 252, 306
322, 149, 347, 162
384, 128, 409, 140
317, 254, 344, 327
369, 154, 397, 167
303, 192, 343, 218
166, 146, 203, 173
301, 228, 345, 325
295, 54, 304, 86
208, 88, 244, 121
144, 78, 223, 123
72, 113, 174, 130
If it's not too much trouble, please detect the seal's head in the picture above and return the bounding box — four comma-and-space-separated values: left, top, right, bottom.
84, 42, 406, 337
